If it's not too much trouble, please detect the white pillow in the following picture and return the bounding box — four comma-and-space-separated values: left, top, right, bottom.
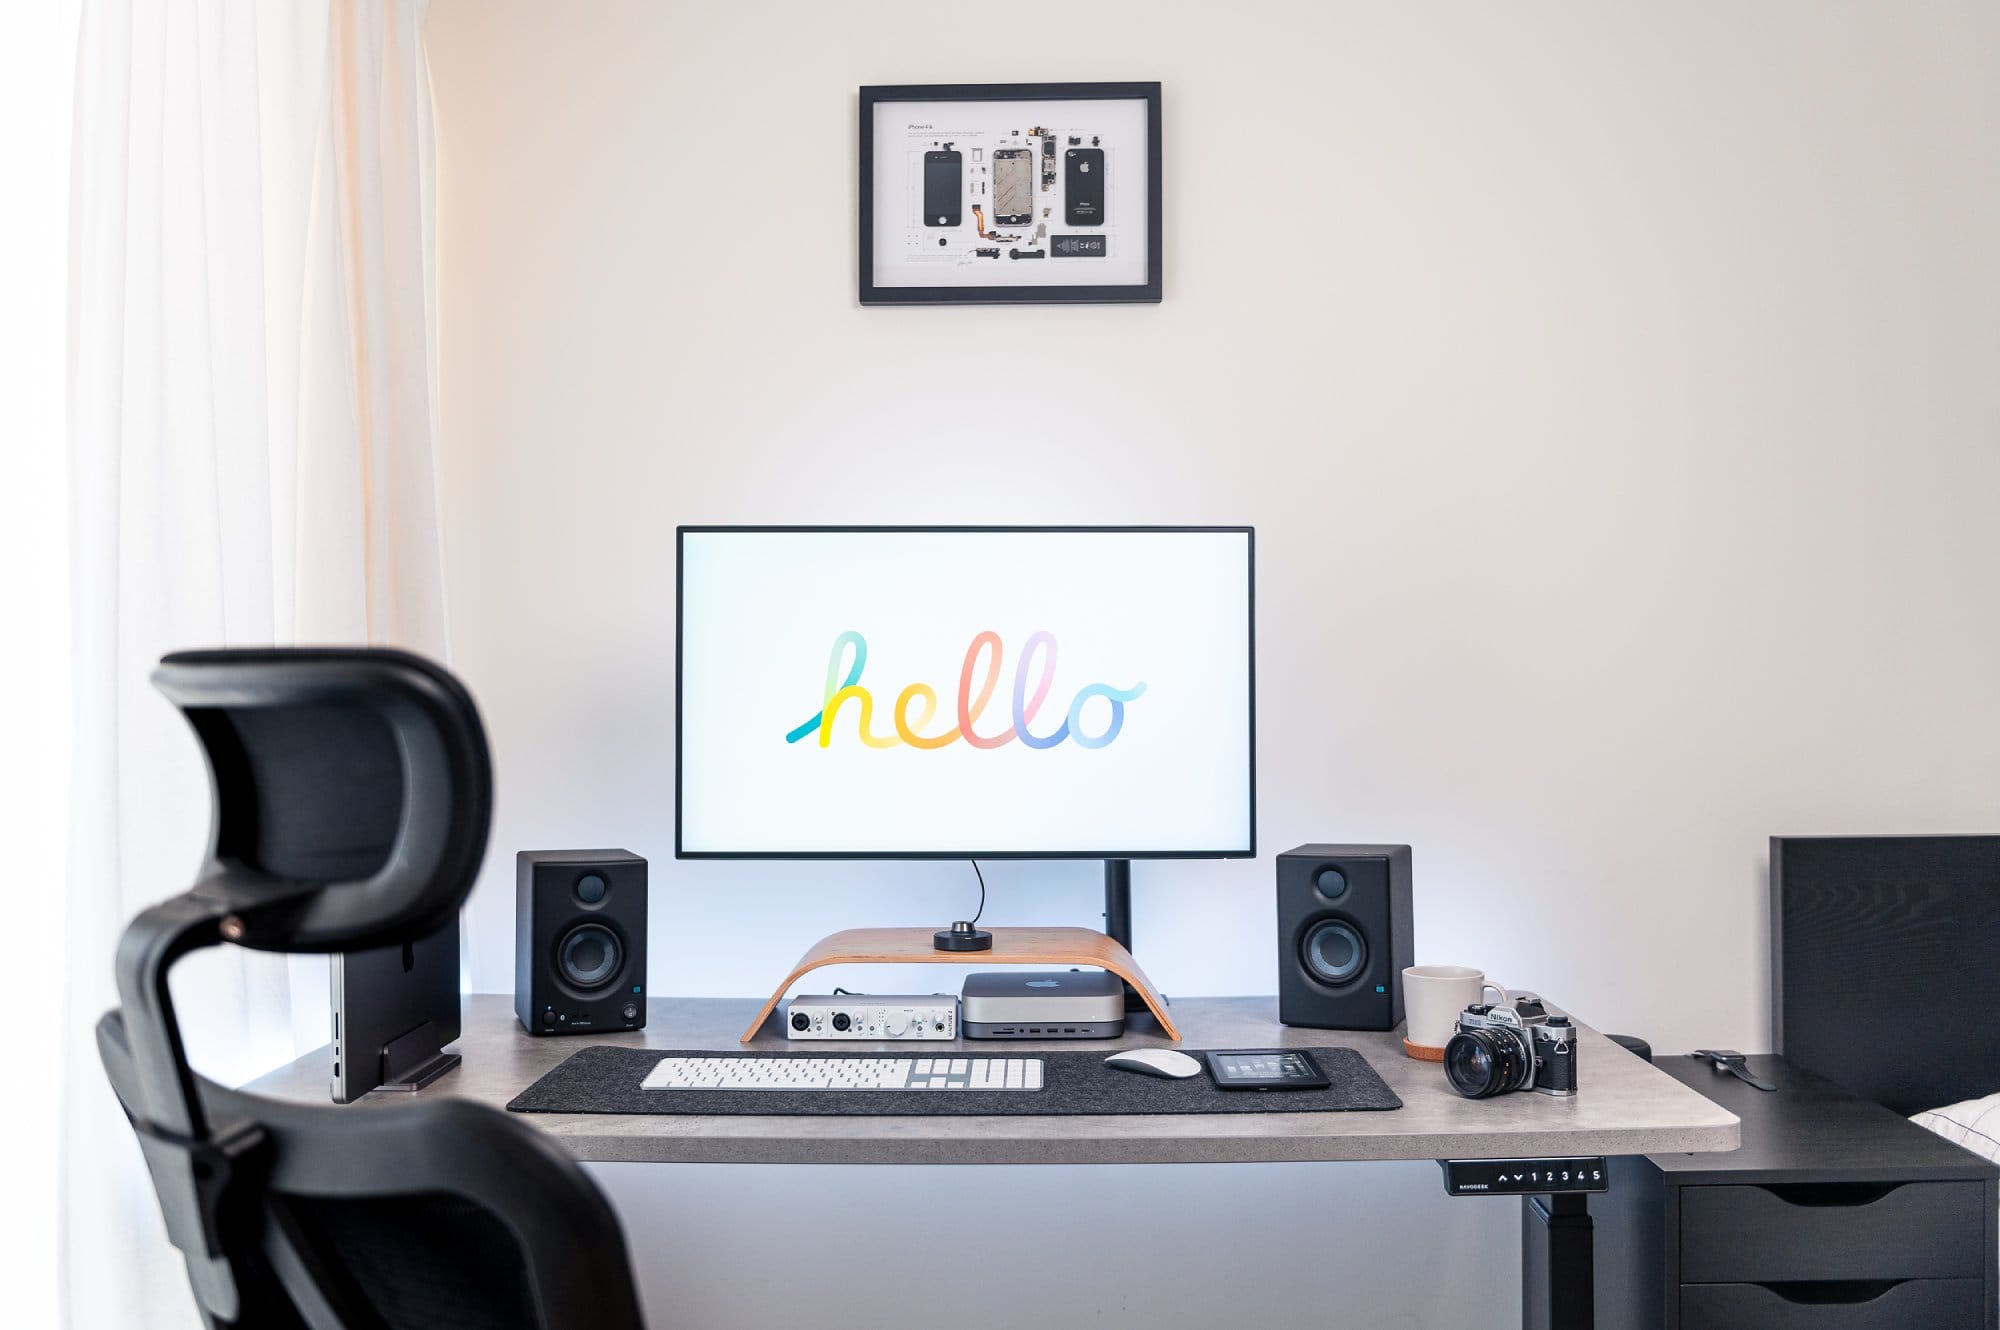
1912, 1090, 2000, 1164
1911, 1091, 2000, 1292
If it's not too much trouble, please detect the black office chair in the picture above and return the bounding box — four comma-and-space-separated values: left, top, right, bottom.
97, 648, 647, 1330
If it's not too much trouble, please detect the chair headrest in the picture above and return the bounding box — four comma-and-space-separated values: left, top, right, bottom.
152, 648, 492, 952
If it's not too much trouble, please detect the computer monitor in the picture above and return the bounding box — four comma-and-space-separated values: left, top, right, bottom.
675, 527, 1255, 864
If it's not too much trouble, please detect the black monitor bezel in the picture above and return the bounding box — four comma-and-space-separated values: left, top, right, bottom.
675, 525, 1256, 860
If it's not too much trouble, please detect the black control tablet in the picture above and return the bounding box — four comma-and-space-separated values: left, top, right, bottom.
1204, 1049, 1331, 1091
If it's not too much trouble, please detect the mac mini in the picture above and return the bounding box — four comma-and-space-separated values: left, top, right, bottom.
960, 971, 1125, 1039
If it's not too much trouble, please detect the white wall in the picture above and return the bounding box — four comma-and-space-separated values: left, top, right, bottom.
422, 2, 2000, 1325
591, 1160, 1513, 1330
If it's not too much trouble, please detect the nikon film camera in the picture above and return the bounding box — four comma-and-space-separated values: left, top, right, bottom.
1443, 994, 1579, 1099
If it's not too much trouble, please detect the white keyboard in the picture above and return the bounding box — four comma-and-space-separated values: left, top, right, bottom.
641, 1055, 1044, 1092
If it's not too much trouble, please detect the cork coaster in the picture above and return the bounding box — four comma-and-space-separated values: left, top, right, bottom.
1403, 1039, 1445, 1062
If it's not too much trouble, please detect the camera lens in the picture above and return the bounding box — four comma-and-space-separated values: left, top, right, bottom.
1444, 1031, 1500, 1098
1445, 1028, 1531, 1099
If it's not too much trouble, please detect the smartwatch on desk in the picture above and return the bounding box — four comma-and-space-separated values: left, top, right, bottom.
1689, 1049, 1776, 1091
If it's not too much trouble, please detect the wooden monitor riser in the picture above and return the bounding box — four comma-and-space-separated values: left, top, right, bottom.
743, 926, 1179, 1042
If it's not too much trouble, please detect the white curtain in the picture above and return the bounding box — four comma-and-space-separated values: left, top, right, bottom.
62, 1, 445, 1325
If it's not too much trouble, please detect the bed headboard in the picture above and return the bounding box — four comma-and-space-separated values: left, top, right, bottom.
1772, 834, 2000, 1116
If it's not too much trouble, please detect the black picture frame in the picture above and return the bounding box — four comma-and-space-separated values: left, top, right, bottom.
674, 525, 1254, 859
858, 83, 1164, 306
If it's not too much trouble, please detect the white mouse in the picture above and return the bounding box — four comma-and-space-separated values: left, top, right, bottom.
1104, 1049, 1204, 1079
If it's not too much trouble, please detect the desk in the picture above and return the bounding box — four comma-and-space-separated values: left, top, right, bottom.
250, 995, 1738, 1326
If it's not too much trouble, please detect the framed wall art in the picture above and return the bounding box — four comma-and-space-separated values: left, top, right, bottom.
859, 82, 1163, 305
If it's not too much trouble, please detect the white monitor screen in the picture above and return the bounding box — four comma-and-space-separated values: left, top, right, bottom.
676, 528, 1255, 857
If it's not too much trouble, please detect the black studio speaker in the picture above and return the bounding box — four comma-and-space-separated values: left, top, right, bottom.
516, 849, 648, 1036
1277, 844, 1414, 1031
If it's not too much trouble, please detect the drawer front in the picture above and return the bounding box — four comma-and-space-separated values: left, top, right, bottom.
1680, 1180, 1986, 1282
1679, 1278, 1986, 1330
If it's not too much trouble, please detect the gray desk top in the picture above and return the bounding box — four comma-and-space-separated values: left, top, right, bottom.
246, 995, 1739, 1165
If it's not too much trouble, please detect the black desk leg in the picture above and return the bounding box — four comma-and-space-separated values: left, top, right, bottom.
1522, 1193, 1593, 1330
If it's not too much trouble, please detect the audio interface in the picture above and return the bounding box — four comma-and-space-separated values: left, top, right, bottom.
785, 995, 958, 1040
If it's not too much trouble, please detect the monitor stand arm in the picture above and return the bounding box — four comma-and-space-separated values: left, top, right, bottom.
1102, 858, 1133, 951
1102, 859, 1156, 1014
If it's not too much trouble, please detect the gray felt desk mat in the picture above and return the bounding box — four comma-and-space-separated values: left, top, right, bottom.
505, 1046, 1403, 1116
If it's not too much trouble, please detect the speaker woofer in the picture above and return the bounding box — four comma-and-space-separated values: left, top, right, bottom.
558, 923, 623, 991
1300, 919, 1368, 986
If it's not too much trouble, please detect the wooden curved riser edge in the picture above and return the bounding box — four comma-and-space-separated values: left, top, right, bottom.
742, 925, 1180, 1042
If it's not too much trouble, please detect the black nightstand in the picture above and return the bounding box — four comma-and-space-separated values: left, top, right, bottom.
1596, 1054, 1998, 1329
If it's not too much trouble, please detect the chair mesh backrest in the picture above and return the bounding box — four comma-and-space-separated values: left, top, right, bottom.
279, 1193, 538, 1330
195, 702, 406, 883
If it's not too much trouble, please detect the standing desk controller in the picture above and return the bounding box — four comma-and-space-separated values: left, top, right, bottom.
1440, 1158, 1609, 1196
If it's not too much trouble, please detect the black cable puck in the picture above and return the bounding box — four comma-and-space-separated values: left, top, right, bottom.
934, 921, 993, 952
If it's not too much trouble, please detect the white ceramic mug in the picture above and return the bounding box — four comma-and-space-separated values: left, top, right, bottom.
1402, 965, 1509, 1052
